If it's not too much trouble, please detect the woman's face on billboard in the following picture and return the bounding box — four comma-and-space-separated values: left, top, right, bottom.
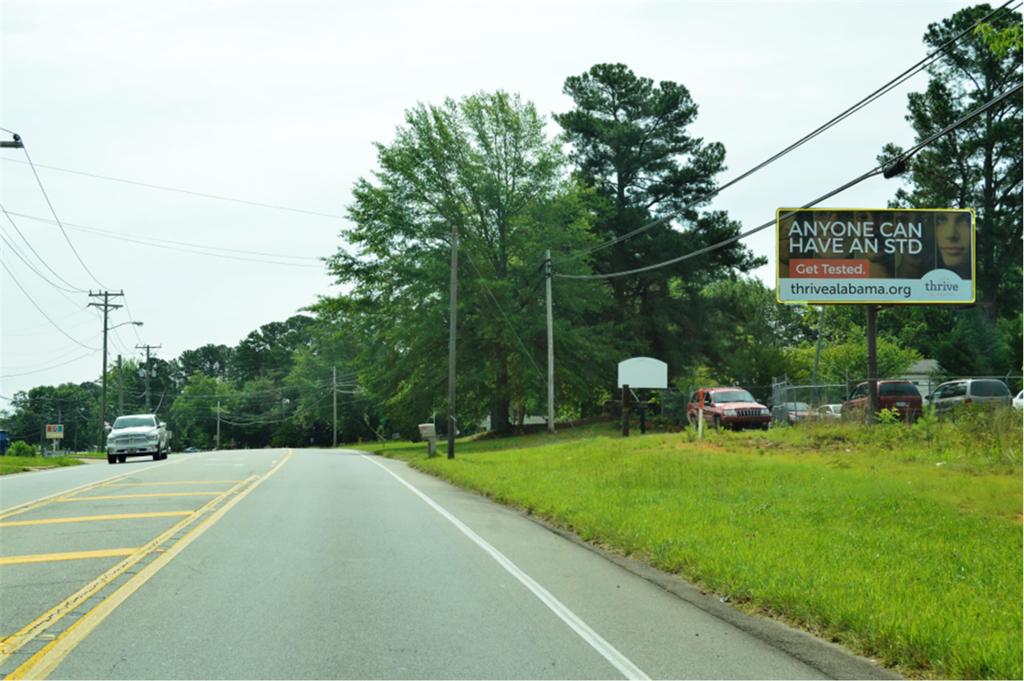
934, 213, 970, 268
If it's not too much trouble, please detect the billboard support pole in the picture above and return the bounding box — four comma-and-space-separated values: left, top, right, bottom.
866, 305, 879, 423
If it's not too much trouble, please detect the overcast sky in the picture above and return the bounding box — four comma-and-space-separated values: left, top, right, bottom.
1, 0, 979, 404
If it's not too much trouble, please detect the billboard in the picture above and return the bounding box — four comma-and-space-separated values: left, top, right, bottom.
45, 424, 64, 440
776, 208, 975, 304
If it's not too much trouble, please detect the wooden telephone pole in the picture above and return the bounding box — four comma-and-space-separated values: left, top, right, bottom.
88, 291, 124, 450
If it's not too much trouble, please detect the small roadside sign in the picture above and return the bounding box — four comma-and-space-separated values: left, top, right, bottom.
45, 424, 65, 440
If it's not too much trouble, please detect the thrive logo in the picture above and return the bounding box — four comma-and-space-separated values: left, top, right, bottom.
924, 280, 959, 292
921, 269, 965, 299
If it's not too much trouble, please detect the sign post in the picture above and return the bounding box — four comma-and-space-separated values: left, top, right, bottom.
45, 424, 64, 454
617, 358, 668, 437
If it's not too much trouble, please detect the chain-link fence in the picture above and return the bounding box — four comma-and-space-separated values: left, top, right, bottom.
770, 374, 1022, 424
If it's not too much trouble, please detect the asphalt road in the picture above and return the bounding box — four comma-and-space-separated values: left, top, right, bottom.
0, 449, 894, 679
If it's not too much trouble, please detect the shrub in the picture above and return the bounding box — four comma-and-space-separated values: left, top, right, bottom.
8, 441, 36, 457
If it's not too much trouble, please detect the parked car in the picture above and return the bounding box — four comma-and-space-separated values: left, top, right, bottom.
106, 414, 169, 464
1014, 390, 1023, 411
927, 379, 1012, 415
842, 380, 922, 422
183, 446, 200, 453
687, 387, 770, 431
817, 404, 842, 420
774, 401, 814, 425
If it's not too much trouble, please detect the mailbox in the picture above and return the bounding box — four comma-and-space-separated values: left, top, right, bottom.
418, 423, 438, 457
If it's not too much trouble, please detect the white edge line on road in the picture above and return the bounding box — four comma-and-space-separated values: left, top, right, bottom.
360, 454, 651, 681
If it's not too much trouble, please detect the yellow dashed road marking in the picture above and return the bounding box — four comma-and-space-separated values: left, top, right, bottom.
57, 492, 220, 502
0, 548, 137, 566
0, 511, 191, 528
0, 476, 256, 663
102, 480, 243, 487
0, 459, 183, 520
8, 450, 294, 680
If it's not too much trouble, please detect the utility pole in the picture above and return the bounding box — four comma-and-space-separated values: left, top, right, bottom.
332, 365, 338, 448
88, 291, 124, 450
117, 354, 124, 415
545, 250, 555, 434
0, 133, 23, 149
136, 344, 161, 412
216, 400, 221, 450
447, 221, 458, 459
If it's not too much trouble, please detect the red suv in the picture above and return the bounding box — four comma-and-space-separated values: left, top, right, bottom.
841, 380, 922, 422
687, 387, 771, 431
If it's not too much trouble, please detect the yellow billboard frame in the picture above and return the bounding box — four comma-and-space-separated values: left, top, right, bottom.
774, 207, 977, 305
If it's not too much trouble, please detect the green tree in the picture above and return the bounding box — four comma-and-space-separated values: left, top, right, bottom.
231, 315, 314, 383
554, 63, 764, 371
878, 4, 1022, 373
328, 91, 616, 434
783, 339, 921, 387
284, 317, 375, 444
0, 383, 99, 452
176, 344, 234, 383
691, 278, 814, 394
169, 374, 235, 449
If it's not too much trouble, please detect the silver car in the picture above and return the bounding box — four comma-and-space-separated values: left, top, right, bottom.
927, 379, 1012, 415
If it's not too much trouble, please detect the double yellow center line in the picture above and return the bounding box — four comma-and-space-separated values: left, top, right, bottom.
0, 450, 293, 680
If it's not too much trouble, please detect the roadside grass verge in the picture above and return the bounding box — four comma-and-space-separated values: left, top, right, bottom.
0, 455, 84, 476
72, 451, 107, 459
362, 414, 1022, 679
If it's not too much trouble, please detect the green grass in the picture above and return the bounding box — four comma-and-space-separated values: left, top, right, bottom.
362, 416, 1022, 679
0, 455, 85, 475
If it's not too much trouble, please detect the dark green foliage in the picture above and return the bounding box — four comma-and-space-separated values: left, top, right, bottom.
7, 441, 36, 457
0, 383, 100, 452
327, 91, 619, 434
878, 4, 1022, 375
554, 64, 765, 374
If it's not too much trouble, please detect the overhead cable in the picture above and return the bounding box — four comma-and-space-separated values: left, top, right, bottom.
8, 211, 324, 268
0, 350, 100, 379
552, 0, 1019, 265
556, 82, 1022, 281
0, 228, 82, 295
1, 158, 346, 220
0, 260, 101, 350
462, 251, 545, 380
0, 201, 88, 292
18, 139, 110, 289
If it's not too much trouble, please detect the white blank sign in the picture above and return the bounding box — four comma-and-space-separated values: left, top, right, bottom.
617, 357, 667, 389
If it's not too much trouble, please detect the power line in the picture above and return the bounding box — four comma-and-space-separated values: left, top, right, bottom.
0, 350, 100, 379
553, 0, 1020, 265
0, 227, 82, 295
7, 210, 322, 261
218, 392, 333, 426
0, 200, 87, 292
462, 251, 545, 381
0, 261, 100, 350
556, 81, 1023, 281
7, 211, 325, 268
121, 294, 145, 345
4, 311, 94, 338
17, 138, 110, 289
2, 331, 103, 358
1, 158, 346, 220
